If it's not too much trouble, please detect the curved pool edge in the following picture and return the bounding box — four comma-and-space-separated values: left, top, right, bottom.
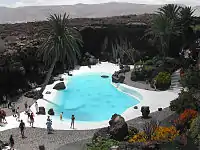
0, 62, 179, 131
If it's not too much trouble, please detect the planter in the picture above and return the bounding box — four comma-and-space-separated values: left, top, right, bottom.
141, 106, 150, 118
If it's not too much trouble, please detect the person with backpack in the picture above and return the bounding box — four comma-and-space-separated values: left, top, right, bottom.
19, 120, 25, 138
9, 135, 14, 150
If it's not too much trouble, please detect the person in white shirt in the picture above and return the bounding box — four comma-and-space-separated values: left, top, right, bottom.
35, 102, 39, 114
27, 106, 31, 121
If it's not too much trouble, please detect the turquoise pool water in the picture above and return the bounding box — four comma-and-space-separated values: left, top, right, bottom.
49, 73, 140, 121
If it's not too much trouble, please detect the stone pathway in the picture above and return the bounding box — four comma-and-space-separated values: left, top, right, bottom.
168, 69, 183, 93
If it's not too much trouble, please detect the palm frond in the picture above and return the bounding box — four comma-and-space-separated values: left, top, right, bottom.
38, 13, 83, 67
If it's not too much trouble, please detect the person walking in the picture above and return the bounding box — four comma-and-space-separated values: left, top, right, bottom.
16, 107, 20, 121
30, 112, 34, 127
47, 116, 51, 122
24, 101, 28, 113
7, 99, 12, 109
1, 110, 7, 124
9, 135, 14, 150
27, 106, 31, 121
11, 103, 16, 117
35, 102, 39, 114
19, 120, 25, 138
60, 112, 63, 121
70, 115, 75, 129
46, 120, 52, 134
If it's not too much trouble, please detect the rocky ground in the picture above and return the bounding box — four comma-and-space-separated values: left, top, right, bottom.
1, 96, 35, 116
0, 107, 175, 150
0, 127, 96, 150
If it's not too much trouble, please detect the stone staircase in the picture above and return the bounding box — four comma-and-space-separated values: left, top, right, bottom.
168, 69, 183, 93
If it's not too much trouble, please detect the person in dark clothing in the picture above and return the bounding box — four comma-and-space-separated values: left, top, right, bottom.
19, 120, 25, 138
9, 135, 14, 150
70, 115, 75, 129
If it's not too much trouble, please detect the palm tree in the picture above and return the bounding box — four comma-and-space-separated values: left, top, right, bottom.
38, 13, 82, 95
179, 7, 195, 44
146, 15, 174, 58
157, 4, 181, 21
179, 6, 195, 29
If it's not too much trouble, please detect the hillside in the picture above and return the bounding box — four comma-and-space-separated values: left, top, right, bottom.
0, 2, 197, 24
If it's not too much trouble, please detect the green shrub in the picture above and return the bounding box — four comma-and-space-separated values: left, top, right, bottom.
87, 138, 119, 150
131, 65, 156, 81
144, 59, 154, 65
143, 65, 156, 79
131, 69, 145, 81
190, 115, 200, 146
170, 90, 199, 114
154, 72, 171, 90
181, 68, 200, 90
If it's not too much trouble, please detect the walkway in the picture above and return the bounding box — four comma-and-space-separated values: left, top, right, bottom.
169, 69, 183, 93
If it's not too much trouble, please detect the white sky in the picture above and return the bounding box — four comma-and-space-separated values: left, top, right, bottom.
1, 0, 200, 8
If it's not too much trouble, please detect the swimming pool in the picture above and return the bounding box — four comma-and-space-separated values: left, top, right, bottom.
48, 73, 140, 122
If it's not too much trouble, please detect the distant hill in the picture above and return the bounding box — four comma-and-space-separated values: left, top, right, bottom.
0, 2, 199, 24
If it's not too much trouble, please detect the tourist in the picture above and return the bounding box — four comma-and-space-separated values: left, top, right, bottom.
16, 107, 20, 121
70, 115, 75, 129
1, 110, 7, 124
24, 101, 28, 113
60, 112, 63, 121
27, 106, 31, 121
30, 112, 34, 127
7, 99, 12, 109
47, 116, 51, 122
46, 120, 52, 134
19, 120, 25, 138
9, 135, 14, 150
7, 100, 11, 109
35, 102, 39, 114
11, 103, 16, 117
2, 95, 7, 108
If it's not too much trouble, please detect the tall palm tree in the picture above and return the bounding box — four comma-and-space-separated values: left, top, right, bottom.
179, 7, 195, 44
146, 15, 174, 58
157, 4, 181, 21
38, 13, 82, 95
179, 7, 195, 28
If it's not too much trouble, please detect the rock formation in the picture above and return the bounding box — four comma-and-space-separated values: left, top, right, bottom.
53, 82, 66, 90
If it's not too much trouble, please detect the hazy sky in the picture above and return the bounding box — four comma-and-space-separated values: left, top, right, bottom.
1, 0, 200, 7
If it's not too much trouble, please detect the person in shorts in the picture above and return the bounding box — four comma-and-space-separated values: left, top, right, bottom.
30, 112, 34, 127
70, 115, 75, 129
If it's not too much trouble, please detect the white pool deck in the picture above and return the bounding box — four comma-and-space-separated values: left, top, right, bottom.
0, 62, 179, 131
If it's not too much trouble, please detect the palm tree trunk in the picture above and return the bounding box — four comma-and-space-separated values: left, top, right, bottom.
39, 57, 57, 95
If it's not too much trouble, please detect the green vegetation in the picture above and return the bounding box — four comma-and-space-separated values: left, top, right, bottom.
170, 90, 199, 114
87, 138, 119, 150
181, 68, 200, 90
154, 72, 171, 90
190, 115, 200, 146
38, 13, 83, 95
146, 4, 195, 58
